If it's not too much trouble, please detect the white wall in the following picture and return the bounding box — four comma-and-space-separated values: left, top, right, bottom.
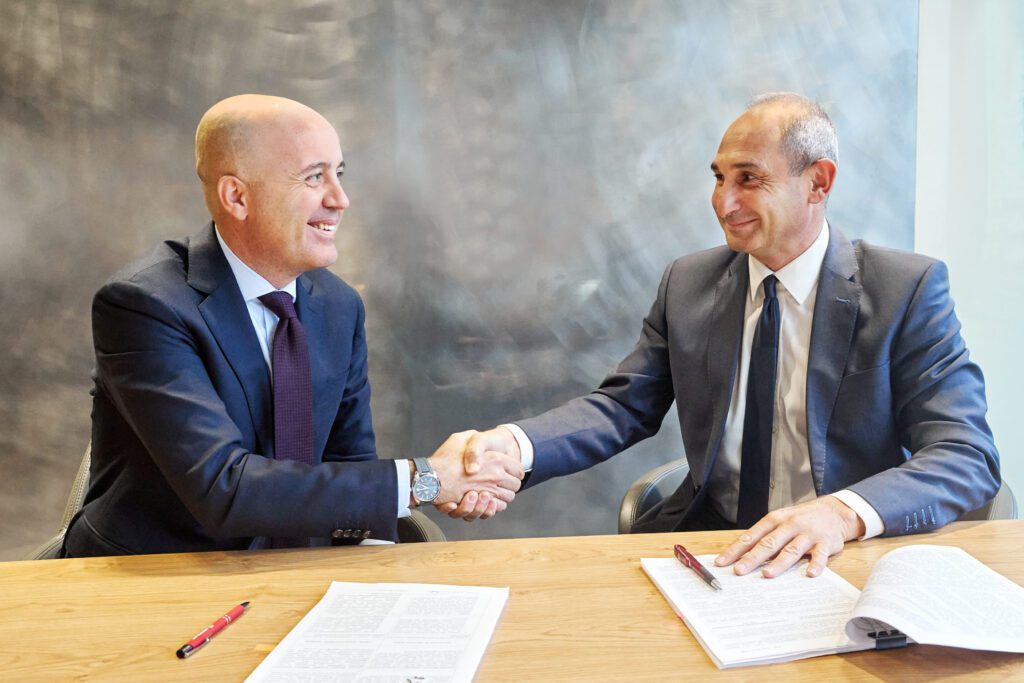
917, 0, 1024, 506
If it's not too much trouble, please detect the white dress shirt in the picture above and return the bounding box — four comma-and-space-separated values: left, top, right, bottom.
508, 221, 883, 538
215, 228, 411, 523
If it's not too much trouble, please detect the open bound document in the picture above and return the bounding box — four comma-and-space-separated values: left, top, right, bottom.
642, 544, 1024, 669
246, 581, 508, 682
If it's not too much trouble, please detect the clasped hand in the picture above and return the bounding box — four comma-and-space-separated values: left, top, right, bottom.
427, 428, 523, 521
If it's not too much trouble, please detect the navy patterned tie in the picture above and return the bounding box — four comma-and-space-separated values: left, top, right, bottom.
259, 291, 315, 549
737, 275, 780, 528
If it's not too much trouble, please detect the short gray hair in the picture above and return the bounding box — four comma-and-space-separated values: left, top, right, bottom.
748, 92, 838, 175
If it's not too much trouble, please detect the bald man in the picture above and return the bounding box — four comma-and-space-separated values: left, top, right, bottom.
63, 95, 522, 557
447, 93, 999, 578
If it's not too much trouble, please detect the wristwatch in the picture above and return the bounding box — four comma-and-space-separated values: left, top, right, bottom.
412, 457, 441, 506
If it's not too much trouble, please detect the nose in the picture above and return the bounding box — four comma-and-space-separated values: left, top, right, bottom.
325, 175, 350, 210
712, 182, 738, 218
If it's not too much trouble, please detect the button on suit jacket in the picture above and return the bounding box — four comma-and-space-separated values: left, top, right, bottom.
517, 228, 999, 535
64, 224, 397, 556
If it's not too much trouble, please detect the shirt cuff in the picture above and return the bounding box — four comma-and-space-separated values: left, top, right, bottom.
395, 459, 412, 519
500, 423, 534, 471
829, 490, 884, 540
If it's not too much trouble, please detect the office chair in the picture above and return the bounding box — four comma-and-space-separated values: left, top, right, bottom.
618, 459, 689, 534
26, 443, 446, 559
25, 444, 93, 560
618, 457, 1018, 534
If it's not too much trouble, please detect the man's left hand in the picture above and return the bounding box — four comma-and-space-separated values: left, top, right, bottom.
714, 496, 866, 578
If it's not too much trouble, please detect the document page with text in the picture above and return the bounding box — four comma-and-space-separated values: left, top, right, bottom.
246, 581, 508, 683
642, 556, 873, 668
645, 544, 1024, 669
848, 545, 1024, 652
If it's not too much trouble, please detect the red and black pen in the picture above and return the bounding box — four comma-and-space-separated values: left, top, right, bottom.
674, 544, 723, 591
176, 601, 250, 658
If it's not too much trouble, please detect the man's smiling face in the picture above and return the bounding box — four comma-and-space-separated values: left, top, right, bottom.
710, 104, 821, 271
242, 113, 349, 286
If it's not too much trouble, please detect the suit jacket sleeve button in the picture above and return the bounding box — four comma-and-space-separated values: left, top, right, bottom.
331, 529, 344, 539
362, 530, 372, 539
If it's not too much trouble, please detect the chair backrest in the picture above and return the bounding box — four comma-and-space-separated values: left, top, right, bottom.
960, 479, 1018, 521
26, 443, 444, 558
59, 444, 91, 531
25, 444, 91, 560
618, 459, 1018, 534
398, 509, 447, 543
618, 459, 689, 534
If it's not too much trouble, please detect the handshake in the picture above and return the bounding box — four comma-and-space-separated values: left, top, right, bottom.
420, 427, 524, 521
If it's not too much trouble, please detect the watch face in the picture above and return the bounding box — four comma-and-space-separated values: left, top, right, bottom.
414, 474, 441, 503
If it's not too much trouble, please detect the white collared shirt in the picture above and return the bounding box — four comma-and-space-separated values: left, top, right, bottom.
215, 228, 411, 522
509, 220, 882, 538
215, 229, 297, 372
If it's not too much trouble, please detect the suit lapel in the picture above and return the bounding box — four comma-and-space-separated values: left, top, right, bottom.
698, 253, 748, 486
188, 224, 275, 457
806, 228, 861, 494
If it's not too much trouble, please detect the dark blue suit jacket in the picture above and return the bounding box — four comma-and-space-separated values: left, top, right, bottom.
518, 228, 1000, 536
64, 224, 397, 556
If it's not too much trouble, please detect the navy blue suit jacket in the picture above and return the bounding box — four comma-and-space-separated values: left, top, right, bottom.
64, 224, 397, 556
518, 228, 1000, 536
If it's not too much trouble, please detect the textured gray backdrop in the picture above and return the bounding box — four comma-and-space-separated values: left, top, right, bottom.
0, 0, 917, 560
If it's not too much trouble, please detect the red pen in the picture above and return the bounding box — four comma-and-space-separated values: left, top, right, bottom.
176, 601, 250, 658
674, 544, 723, 591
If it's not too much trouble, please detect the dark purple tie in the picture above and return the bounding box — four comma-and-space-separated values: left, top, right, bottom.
737, 275, 780, 528
259, 291, 315, 548
259, 291, 316, 467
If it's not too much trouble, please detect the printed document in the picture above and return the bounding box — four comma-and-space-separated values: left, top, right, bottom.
246, 581, 508, 682
642, 544, 1024, 668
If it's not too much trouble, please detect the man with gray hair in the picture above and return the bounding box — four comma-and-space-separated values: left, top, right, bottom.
444, 92, 999, 579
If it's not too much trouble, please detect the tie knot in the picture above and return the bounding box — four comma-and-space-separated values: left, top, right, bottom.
259, 291, 298, 320
761, 275, 778, 300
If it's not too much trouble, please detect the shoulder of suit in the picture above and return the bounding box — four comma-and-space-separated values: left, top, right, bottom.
96, 235, 191, 303
303, 267, 363, 307
850, 238, 946, 281
661, 244, 742, 291
667, 243, 739, 271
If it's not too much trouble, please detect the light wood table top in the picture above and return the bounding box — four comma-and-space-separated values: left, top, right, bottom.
1, 520, 1022, 681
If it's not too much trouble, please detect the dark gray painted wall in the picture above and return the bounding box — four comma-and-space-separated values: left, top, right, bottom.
0, 0, 917, 559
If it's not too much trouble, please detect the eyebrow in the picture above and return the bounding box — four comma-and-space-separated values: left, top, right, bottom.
710, 161, 764, 173
299, 160, 346, 175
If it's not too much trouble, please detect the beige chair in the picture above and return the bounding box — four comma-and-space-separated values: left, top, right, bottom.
26, 444, 94, 559
618, 457, 1018, 534
27, 444, 445, 559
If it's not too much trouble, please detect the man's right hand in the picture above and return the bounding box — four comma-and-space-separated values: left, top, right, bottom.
427, 430, 524, 520
433, 427, 522, 520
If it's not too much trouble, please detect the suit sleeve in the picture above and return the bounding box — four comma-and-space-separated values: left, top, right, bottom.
847, 260, 1000, 535
518, 263, 677, 487
92, 279, 398, 542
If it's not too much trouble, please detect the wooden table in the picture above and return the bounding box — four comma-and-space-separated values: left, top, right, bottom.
1, 520, 1022, 681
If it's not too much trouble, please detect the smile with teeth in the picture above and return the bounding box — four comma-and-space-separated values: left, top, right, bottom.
309, 221, 337, 233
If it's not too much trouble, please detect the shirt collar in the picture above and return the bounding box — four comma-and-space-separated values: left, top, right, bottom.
215, 225, 297, 302
747, 219, 830, 306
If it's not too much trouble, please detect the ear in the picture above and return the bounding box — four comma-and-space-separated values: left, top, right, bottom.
806, 159, 837, 205
217, 175, 250, 220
